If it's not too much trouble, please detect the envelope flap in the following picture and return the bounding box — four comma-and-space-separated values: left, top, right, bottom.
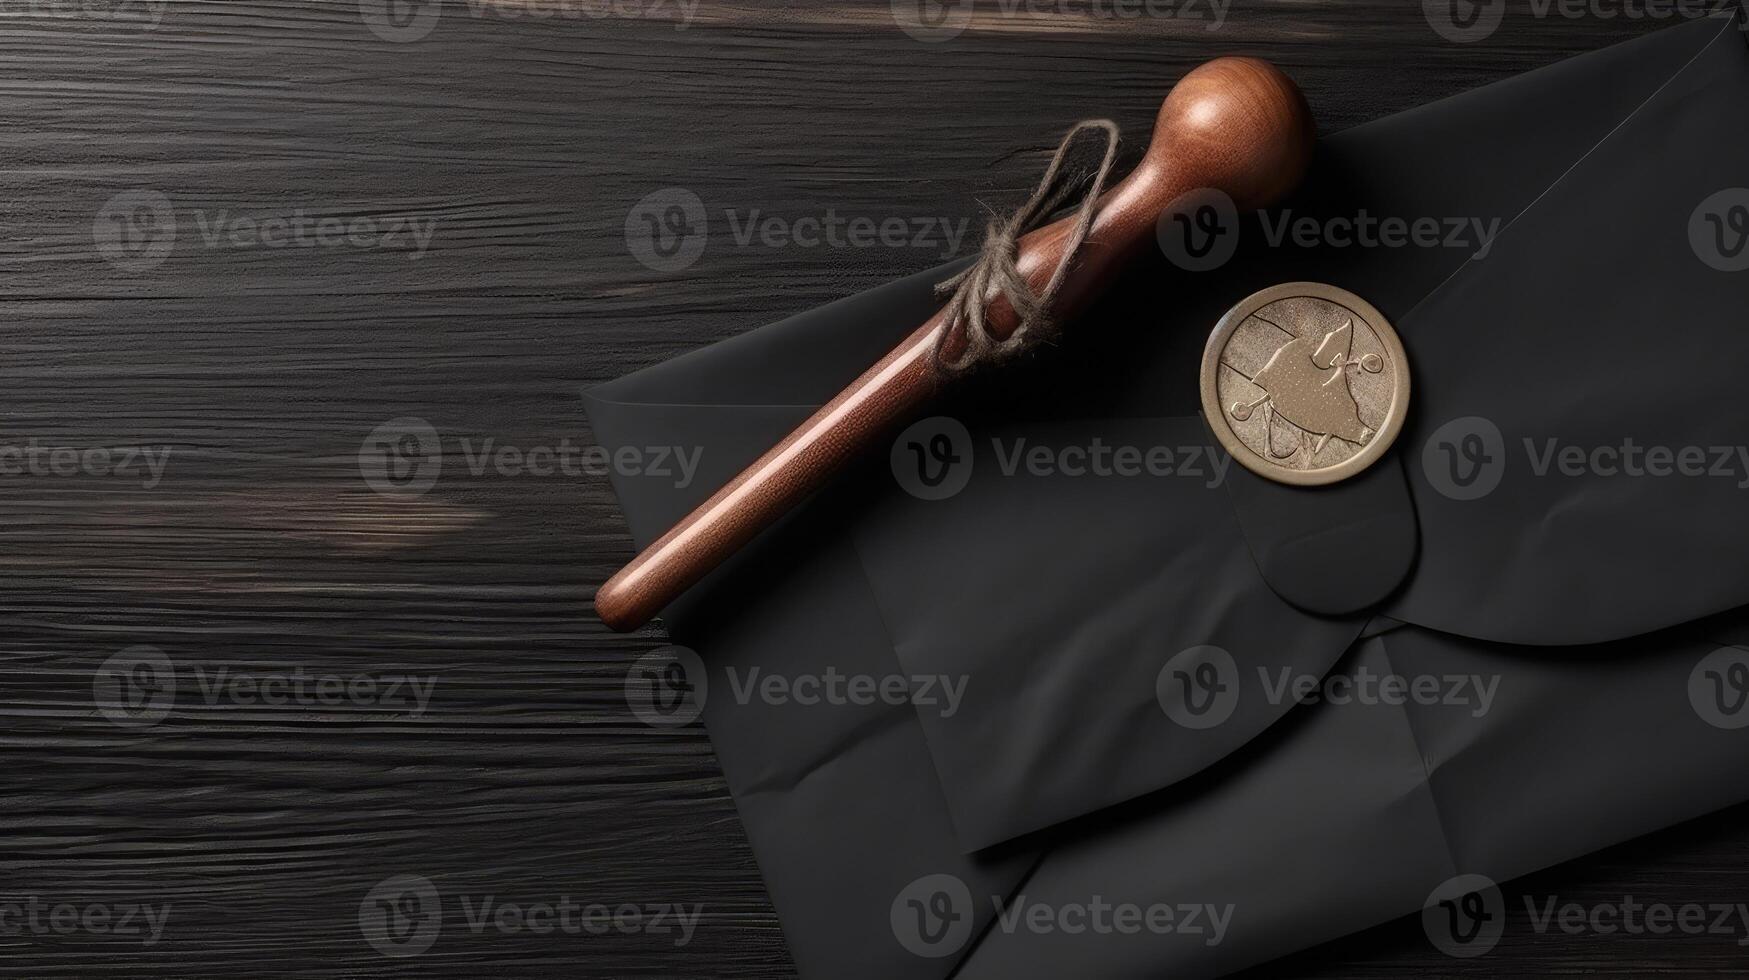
1386, 12, 1749, 644
580, 19, 1749, 978
1213, 14, 1738, 619
854, 415, 1366, 850
840, 21, 1740, 849
1221, 455, 1419, 615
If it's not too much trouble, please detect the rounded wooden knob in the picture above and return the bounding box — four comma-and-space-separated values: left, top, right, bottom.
1142, 56, 1314, 211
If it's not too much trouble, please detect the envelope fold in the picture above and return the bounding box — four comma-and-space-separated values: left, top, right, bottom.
582, 16, 1749, 980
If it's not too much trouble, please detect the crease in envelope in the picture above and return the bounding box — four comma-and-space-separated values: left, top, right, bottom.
585, 14, 1749, 979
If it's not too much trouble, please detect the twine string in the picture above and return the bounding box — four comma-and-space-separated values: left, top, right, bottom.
933, 119, 1121, 373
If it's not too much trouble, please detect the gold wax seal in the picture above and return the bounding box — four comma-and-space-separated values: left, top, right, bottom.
1200, 282, 1410, 486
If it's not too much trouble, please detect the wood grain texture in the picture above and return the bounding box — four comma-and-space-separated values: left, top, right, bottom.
0, 1, 1741, 976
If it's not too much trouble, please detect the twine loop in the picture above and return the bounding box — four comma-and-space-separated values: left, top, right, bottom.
933, 119, 1121, 373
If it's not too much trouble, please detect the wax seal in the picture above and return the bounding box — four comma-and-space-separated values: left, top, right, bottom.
1201, 282, 1410, 486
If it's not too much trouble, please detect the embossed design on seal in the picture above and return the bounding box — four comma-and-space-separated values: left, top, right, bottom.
1200, 282, 1410, 486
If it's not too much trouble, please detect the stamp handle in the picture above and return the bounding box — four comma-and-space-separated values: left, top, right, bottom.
596, 57, 1314, 632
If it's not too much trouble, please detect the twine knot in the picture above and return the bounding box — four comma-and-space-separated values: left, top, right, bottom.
933, 119, 1121, 373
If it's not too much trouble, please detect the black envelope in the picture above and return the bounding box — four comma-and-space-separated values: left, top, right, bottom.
586, 14, 1749, 978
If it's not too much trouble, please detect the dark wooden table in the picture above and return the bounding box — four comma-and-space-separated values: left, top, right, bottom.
2, 1, 1744, 976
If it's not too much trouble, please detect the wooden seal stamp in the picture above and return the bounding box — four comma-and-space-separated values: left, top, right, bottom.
597, 58, 1317, 631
